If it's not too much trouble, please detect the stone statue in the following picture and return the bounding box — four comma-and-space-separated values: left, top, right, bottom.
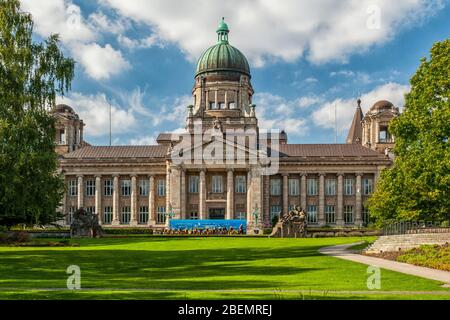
269, 205, 307, 238
70, 208, 103, 238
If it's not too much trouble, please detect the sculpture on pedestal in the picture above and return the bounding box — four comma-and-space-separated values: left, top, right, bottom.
70, 208, 103, 238
269, 205, 307, 238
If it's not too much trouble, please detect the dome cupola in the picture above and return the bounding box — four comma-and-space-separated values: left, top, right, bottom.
196, 18, 251, 77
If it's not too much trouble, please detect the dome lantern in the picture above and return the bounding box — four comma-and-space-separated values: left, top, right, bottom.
217, 17, 229, 43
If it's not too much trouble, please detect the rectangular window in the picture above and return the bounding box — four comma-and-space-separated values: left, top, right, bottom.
59, 129, 66, 145
307, 179, 318, 196
344, 206, 354, 224
363, 178, 373, 195
85, 206, 96, 214
289, 179, 300, 196
139, 206, 149, 224
270, 179, 281, 196
270, 205, 282, 221
189, 176, 199, 193
307, 205, 318, 224
235, 175, 246, 193
363, 206, 370, 225
139, 179, 149, 196
104, 179, 113, 197
236, 210, 246, 220
67, 207, 76, 225
211, 175, 223, 193
325, 205, 335, 224
68, 180, 77, 197
157, 206, 166, 224
121, 206, 131, 225
85, 179, 95, 197
190, 211, 199, 220
103, 206, 113, 225
344, 178, 354, 196
121, 180, 131, 197
326, 179, 336, 196
157, 180, 166, 197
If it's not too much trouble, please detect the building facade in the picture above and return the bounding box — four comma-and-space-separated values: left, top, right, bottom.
55, 20, 397, 232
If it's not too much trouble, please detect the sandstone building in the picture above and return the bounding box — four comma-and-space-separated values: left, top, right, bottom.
55, 20, 398, 232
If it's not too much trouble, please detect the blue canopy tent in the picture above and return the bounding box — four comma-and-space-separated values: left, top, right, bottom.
169, 219, 246, 232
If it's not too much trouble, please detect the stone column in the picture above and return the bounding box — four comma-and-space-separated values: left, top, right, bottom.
166, 166, 171, 215
112, 175, 120, 225
318, 173, 325, 226
355, 173, 363, 226
199, 170, 206, 219
131, 175, 138, 226
246, 170, 253, 221
226, 169, 234, 220
77, 175, 83, 209
301, 174, 307, 211
181, 169, 186, 219
225, 91, 228, 109
148, 175, 155, 226
95, 175, 102, 225
282, 174, 289, 215
215, 90, 218, 109
336, 173, 344, 226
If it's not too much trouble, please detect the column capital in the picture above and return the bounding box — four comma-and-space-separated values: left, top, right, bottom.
355, 172, 364, 177
318, 172, 326, 177
336, 173, 345, 177
76, 174, 84, 179
226, 167, 234, 173
112, 174, 120, 178
281, 173, 289, 177
300, 173, 308, 177
95, 175, 102, 180
130, 174, 138, 179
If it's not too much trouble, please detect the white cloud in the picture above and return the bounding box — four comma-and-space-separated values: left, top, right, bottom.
88, 11, 129, 34
311, 82, 410, 133
21, 0, 95, 43
124, 88, 191, 127
71, 43, 131, 80
118, 34, 164, 49
21, 0, 130, 80
100, 0, 445, 65
56, 92, 136, 137
129, 135, 157, 145
253, 93, 318, 137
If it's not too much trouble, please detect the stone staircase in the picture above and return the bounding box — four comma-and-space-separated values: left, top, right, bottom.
365, 232, 450, 254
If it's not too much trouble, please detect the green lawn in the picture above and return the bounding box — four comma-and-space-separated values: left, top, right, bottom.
0, 236, 449, 300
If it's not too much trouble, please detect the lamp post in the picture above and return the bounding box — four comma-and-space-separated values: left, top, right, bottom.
252, 205, 260, 234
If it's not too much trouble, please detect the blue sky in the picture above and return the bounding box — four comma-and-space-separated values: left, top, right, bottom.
21, 0, 450, 145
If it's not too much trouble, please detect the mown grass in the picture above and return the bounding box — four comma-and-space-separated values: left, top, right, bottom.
0, 236, 449, 300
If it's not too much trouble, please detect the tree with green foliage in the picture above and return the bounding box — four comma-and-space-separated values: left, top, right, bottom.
368, 39, 450, 226
0, 0, 75, 228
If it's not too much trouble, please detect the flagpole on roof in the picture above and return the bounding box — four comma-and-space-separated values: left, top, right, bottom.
109, 99, 112, 146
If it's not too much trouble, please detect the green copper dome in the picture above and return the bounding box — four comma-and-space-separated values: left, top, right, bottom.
196, 18, 251, 77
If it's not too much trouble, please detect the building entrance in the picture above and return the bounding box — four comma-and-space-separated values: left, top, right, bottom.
209, 208, 225, 220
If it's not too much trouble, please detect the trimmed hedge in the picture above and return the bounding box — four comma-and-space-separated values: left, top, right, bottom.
102, 228, 154, 235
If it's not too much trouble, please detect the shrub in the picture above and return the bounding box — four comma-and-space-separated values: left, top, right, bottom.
263, 228, 273, 235
103, 228, 153, 235
0, 231, 31, 244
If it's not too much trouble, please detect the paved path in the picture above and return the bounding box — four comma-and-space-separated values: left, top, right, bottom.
319, 242, 450, 285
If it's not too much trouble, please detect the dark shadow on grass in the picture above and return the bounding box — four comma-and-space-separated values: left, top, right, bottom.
0, 245, 324, 290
